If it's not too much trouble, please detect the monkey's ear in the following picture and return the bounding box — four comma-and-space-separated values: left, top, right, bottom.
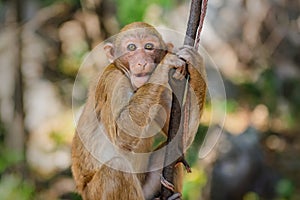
166, 42, 174, 52
104, 43, 115, 63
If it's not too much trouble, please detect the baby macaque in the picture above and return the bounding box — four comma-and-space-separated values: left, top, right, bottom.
72, 22, 206, 200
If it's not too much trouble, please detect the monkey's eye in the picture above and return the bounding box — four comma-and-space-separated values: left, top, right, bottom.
127, 44, 137, 51
144, 43, 154, 50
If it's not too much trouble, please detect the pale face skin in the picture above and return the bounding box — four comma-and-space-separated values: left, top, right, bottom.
104, 31, 164, 89
104, 29, 185, 90
120, 35, 161, 89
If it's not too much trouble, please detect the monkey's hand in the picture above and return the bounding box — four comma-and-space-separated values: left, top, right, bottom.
149, 52, 187, 86
161, 53, 187, 80
176, 45, 205, 79
176, 45, 207, 106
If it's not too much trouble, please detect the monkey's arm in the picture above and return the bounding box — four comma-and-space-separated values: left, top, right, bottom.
176, 46, 207, 149
95, 62, 175, 153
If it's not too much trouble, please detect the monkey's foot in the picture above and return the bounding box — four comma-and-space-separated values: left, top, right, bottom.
153, 193, 181, 200
160, 174, 175, 192
176, 157, 192, 173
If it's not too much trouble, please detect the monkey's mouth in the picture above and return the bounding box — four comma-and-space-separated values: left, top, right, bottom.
132, 72, 153, 88
135, 72, 152, 77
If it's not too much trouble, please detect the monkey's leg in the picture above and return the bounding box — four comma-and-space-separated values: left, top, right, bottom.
82, 157, 145, 200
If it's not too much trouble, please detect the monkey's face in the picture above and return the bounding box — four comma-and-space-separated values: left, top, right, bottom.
104, 26, 169, 89
118, 35, 162, 89
104, 31, 167, 89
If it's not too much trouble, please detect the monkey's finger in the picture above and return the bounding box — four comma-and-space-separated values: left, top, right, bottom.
178, 45, 194, 52
172, 69, 185, 80
178, 56, 191, 65
168, 193, 182, 200
172, 70, 181, 80
173, 59, 186, 68
177, 51, 193, 64
164, 53, 185, 68
179, 66, 187, 76
177, 46, 202, 64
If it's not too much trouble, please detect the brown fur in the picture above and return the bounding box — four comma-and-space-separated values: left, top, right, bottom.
71, 22, 206, 200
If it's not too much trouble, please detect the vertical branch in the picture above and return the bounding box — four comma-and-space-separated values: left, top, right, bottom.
161, 0, 208, 199
184, 0, 203, 47
160, 72, 187, 199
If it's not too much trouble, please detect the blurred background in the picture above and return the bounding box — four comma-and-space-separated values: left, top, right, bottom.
0, 0, 299, 199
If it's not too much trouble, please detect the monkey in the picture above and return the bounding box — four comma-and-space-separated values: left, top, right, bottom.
71, 22, 206, 200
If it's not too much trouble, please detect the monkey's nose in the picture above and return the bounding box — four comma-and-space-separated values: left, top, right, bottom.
138, 63, 147, 70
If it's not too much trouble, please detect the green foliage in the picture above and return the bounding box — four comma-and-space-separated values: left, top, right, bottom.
0, 174, 34, 200
49, 131, 66, 147
186, 126, 208, 166
0, 120, 5, 142
226, 99, 239, 113
64, 193, 83, 200
239, 67, 300, 130
58, 42, 89, 78
240, 82, 261, 107
243, 192, 260, 200
240, 68, 279, 110
182, 168, 207, 200
276, 179, 295, 199
115, 0, 173, 26
282, 78, 300, 119
0, 127, 34, 200
0, 146, 23, 174
257, 68, 279, 113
